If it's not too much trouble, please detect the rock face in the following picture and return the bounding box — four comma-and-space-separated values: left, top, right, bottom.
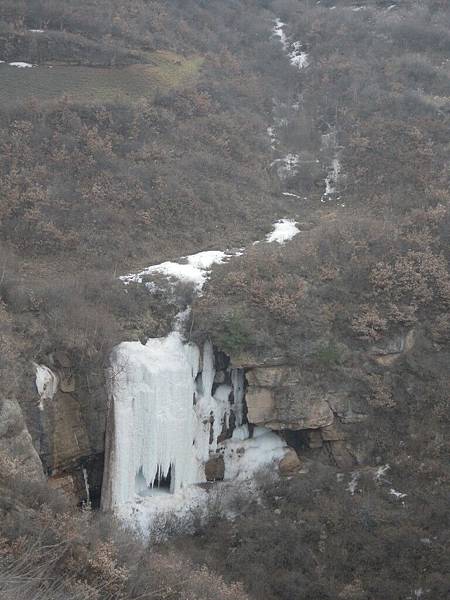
370, 330, 415, 366
0, 399, 44, 481
246, 367, 334, 430
14, 359, 107, 506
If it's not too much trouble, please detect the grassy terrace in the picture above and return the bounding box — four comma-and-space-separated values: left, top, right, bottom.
0, 51, 203, 106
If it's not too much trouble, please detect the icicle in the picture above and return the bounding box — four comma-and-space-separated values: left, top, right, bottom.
105, 332, 200, 507
34, 363, 58, 410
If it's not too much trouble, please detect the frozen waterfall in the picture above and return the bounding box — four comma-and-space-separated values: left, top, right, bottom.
101, 330, 290, 529
101, 333, 264, 513
102, 333, 200, 508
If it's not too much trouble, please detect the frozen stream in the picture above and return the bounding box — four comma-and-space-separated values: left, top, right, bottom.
99, 19, 308, 535
101, 219, 299, 533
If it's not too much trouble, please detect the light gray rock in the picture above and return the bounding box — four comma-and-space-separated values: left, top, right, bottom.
0, 399, 44, 481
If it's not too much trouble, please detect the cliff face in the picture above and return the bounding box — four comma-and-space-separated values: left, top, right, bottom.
17, 354, 107, 506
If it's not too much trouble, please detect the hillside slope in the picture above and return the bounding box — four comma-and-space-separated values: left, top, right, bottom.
0, 1, 449, 600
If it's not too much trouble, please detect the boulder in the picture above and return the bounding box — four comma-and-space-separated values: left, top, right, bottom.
279, 448, 301, 474
0, 399, 44, 481
329, 441, 356, 469
213, 370, 226, 385
58, 371, 76, 393
205, 455, 225, 481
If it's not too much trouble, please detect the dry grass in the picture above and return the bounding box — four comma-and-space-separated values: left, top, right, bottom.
0, 53, 203, 107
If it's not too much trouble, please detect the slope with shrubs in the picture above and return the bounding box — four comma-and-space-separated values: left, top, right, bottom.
0, 0, 293, 402
195, 0, 450, 462
1, 1, 450, 599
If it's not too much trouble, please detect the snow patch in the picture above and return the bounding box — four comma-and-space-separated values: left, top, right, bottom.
347, 471, 360, 495
120, 250, 234, 292
9, 62, 34, 68
390, 488, 407, 500
116, 484, 208, 537
223, 426, 286, 481
266, 219, 299, 244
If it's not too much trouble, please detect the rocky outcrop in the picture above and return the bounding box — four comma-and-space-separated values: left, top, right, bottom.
370, 330, 415, 366
0, 399, 44, 481
246, 366, 334, 430
278, 448, 301, 474
13, 357, 108, 505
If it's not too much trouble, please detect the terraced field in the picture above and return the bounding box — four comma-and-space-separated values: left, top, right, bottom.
0, 51, 202, 106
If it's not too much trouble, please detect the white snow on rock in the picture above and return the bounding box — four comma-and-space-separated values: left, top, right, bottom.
34, 364, 59, 410
29, 29, 45, 33
290, 40, 309, 69
273, 18, 289, 51
267, 126, 278, 149
271, 153, 300, 179
347, 471, 360, 495
223, 426, 287, 481
390, 488, 407, 500
273, 19, 308, 70
120, 250, 234, 292
9, 62, 34, 68
374, 464, 390, 482
266, 219, 299, 244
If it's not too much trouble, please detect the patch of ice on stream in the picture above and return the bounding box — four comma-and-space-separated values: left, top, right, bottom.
120, 250, 237, 291
121, 218, 299, 294
273, 19, 309, 70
